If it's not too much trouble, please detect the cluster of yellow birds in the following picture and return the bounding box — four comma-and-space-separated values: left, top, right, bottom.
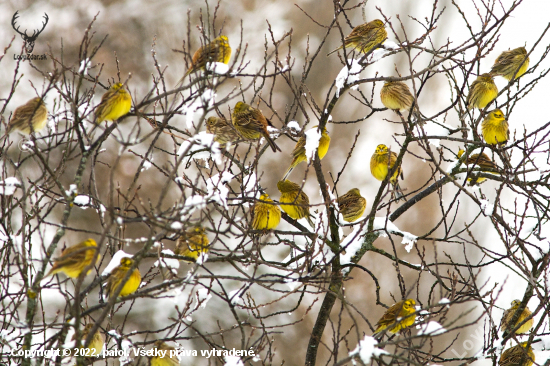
14, 17, 532, 366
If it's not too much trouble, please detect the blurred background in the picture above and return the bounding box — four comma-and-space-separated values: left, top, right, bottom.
1, 0, 549, 365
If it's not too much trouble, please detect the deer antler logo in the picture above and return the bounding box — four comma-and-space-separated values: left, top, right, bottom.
11, 11, 49, 54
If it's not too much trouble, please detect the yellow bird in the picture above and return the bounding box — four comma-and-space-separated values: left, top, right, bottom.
457, 149, 498, 184
46, 238, 100, 278
467, 73, 498, 110
500, 300, 534, 336
481, 109, 509, 145
149, 340, 179, 366
498, 342, 535, 366
251, 193, 281, 230
370, 144, 405, 200
7, 97, 48, 134
380, 81, 414, 112
231, 102, 281, 152
72, 323, 104, 357
491, 47, 529, 81
283, 126, 330, 180
182, 35, 231, 79
175, 227, 210, 262
328, 19, 387, 56
95, 83, 132, 123
373, 299, 417, 337
206, 116, 241, 148
106, 257, 141, 298
277, 180, 315, 226
336, 188, 366, 223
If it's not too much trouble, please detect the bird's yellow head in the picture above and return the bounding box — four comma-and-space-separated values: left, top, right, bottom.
234, 101, 248, 114
517, 47, 527, 55
111, 83, 124, 91
348, 188, 361, 196
457, 149, 465, 158
84, 238, 98, 247
216, 35, 229, 45
119, 257, 134, 268
259, 193, 273, 202
403, 299, 416, 309
191, 227, 205, 235
82, 323, 94, 332
206, 117, 218, 127
479, 73, 494, 82
488, 109, 506, 121
511, 299, 521, 307
375, 144, 389, 155
277, 180, 300, 193
371, 19, 385, 28
32, 97, 45, 105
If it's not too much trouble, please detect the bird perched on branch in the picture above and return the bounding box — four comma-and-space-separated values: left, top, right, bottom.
251, 193, 281, 230
72, 324, 104, 357
282, 126, 330, 180
106, 257, 141, 298
373, 299, 417, 338
380, 80, 424, 124
277, 180, 315, 227
457, 149, 498, 185
180, 35, 231, 82
498, 342, 535, 366
336, 188, 366, 223
95, 83, 132, 123
7, 97, 48, 134
370, 144, 405, 200
328, 19, 387, 56
46, 238, 100, 278
175, 227, 210, 262
206, 116, 241, 148
491, 47, 529, 81
150, 341, 179, 366
467, 73, 498, 110
500, 299, 534, 337
231, 101, 281, 152
481, 109, 509, 146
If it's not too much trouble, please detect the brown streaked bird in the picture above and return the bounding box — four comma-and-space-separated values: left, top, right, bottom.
498, 342, 535, 366
282, 126, 330, 180
373, 299, 417, 338
328, 19, 387, 56
175, 227, 210, 262
46, 238, 100, 278
179, 35, 231, 83
457, 149, 498, 184
466, 73, 498, 110
206, 116, 241, 148
500, 299, 534, 337
277, 180, 315, 227
336, 188, 366, 223
7, 97, 48, 134
231, 101, 281, 152
491, 47, 529, 81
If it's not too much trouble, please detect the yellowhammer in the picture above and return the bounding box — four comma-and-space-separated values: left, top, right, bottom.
206, 116, 241, 147
380, 80, 414, 112
106, 257, 141, 298
282, 126, 330, 180
231, 101, 281, 152
277, 180, 315, 226
46, 238, 100, 278
72, 323, 104, 357
500, 300, 534, 336
491, 47, 529, 81
175, 227, 210, 262
7, 97, 48, 134
467, 73, 498, 110
373, 299, 416, 337
150, 340, 179, 366
336, 188, 366, 223
370, 144, 405, 200
182, 35, 231, 79
481, 109, 509, 145
328, 19, 387, 56
499, 342, 535, 366
251, 193, 281, 230
95, 83, 132, 123
457, 149, 498, 184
